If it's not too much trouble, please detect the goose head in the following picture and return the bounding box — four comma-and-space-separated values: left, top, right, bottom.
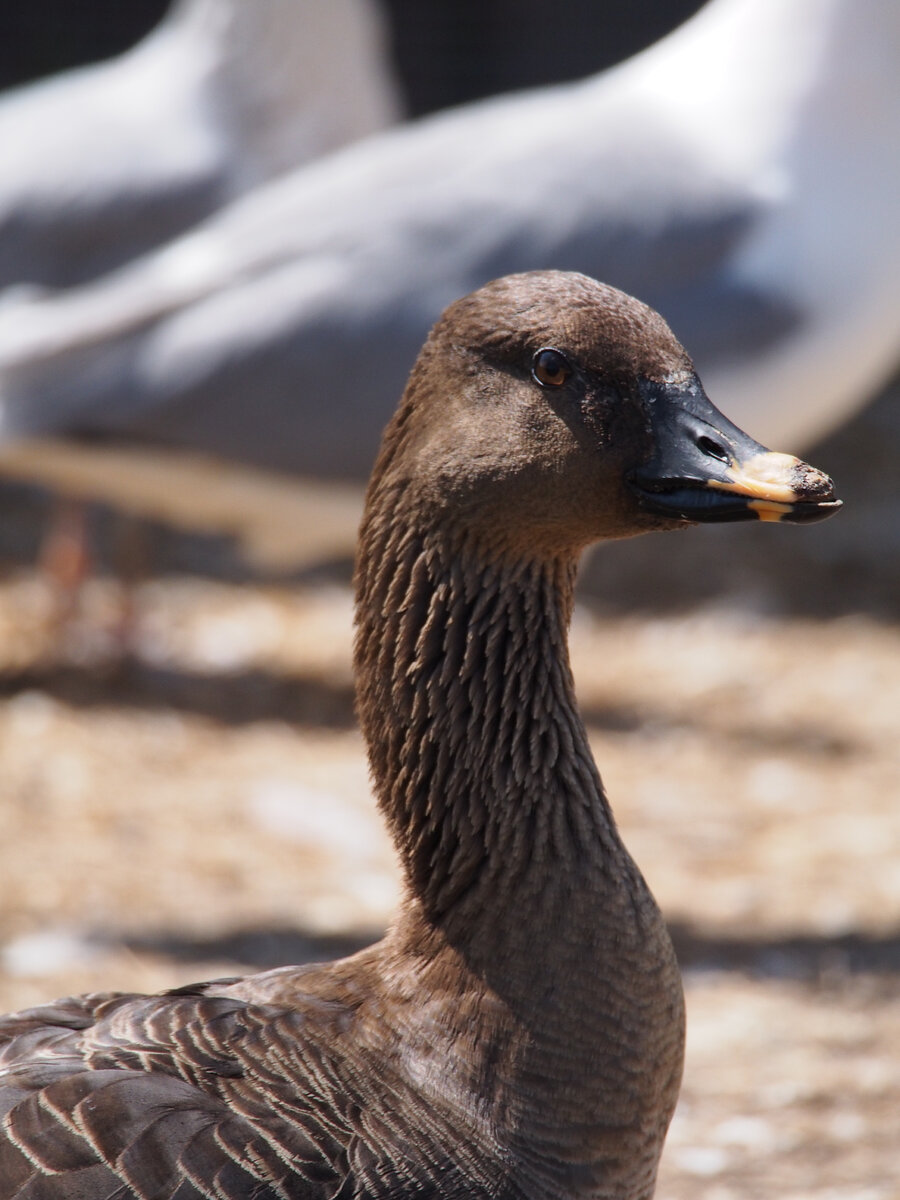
369, 270, 841, 558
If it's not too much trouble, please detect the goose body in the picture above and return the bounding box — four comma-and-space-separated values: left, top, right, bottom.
0, 272, 840, 1198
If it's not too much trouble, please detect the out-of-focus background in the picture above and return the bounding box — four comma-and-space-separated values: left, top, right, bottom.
0, 1, 705, 110
0, 3, 897, 1197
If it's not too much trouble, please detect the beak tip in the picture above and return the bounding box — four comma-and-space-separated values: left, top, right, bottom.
790, 460, 839, 505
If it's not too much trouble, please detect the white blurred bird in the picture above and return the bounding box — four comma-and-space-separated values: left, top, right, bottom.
0, 0, 897, 567
0, 0, 400, 290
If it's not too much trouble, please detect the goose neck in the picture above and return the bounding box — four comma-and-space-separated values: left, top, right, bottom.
354, 517, 634, 933
354, 515, 684, 1195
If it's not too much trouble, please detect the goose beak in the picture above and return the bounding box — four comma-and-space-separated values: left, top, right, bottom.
628, 376, 842, 525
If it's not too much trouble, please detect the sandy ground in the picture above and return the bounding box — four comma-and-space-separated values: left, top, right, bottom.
0, 378, 898, 1198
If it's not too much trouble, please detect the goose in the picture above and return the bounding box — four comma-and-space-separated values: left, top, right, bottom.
0, 0, 887, 568
0, 271, 840, 1198
0, 0, 399, 291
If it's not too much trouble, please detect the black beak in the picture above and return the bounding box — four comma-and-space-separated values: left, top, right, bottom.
628, 376, 842, 525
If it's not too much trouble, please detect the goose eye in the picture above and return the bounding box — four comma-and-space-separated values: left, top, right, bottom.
532, 348, 572, 388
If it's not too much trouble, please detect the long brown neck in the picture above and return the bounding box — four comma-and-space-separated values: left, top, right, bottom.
354, 490, 683, 1197
354, 492, 640, 940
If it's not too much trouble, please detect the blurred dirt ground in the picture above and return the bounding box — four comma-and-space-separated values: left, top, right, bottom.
0, 379, 898, 1199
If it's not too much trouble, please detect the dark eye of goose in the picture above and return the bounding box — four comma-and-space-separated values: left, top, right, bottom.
532, 347, 572, 388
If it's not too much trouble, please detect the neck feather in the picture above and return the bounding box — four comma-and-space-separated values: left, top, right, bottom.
354, 500, 629, 925
353, 484, 685, 1197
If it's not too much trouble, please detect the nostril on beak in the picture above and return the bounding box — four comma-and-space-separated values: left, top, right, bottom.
696, 435, 730, 464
